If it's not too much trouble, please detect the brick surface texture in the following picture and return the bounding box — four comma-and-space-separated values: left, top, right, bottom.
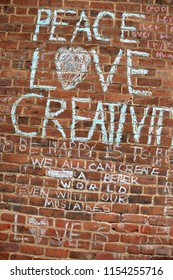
0, 0, 173, 260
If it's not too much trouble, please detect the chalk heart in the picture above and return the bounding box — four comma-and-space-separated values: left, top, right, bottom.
55, 47, 91, 90
29, 217, 48, 244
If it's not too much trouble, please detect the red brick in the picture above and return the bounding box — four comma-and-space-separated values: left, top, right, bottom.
0, 183, 15, 193
0, 252, 9, 260
39, 0, 63, 7
10, 15, 35, 24
127, 245, 140, 254
122, 214, 148, 224
105, 243, 126, 253
3, 194, 28, 205
112, 223, 139, 233
83, 221, 110, 232
64, 0, 89, 9
0, 233, 8, 241
13, 0, 38, 6
0, 0, 11, 3
0, 242, 19, 252
66, 211, 91, 221
10, 254, 32, 260
39, 208, 64, 218
2, 153, 28, 164
45, 248, 68, 258
11, 205, 38, 215
1, 213, 25, 223
155, 246, 171, 255
137, 78, 162, 87
140, 245, 155, 255
116, 3, 140, 12
20, 245, 44, 255
93, 213, 120, 223
95, 252, 121, 260
0, 224, 11, 231
69, 251, 95, 260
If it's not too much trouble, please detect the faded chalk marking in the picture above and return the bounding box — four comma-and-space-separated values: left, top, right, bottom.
14, 214, 21, 241
28, 217, 49, 244
47, 169, 74, 179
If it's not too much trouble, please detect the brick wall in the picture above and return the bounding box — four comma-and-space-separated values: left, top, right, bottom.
0, 0, 173, 260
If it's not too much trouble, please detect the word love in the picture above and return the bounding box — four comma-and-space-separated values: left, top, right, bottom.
31, 47, 150, 95
11, 95, 173, 147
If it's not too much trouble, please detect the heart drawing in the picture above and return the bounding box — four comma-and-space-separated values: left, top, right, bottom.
55, 47, 91, 90
28, 217, 48, 244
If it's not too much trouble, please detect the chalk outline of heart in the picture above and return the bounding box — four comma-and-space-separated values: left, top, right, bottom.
55, 46, 91, 90
28, 217, 48, 244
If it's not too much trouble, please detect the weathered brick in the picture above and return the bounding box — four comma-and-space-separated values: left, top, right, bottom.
69, 251, 96, 260
45, 248, 68, 258
20, 245, 44, 255
0, 242, 19, 252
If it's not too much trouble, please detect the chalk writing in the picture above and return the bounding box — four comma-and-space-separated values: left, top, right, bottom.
55, 222, 80, 247
11, 96, 173, 147
30, 48, 56, 90
103, 173, 138, 185
120, 13, 145, 44
91, 49, 123, 93
145, 5, 167, 13
31, 157, 53, 169
127, 49, 151, 96
0, 97, 13, 114
17, 186, 49, 198
28, 217, 49, 244
157, 15, 173, 24
118, 164, 159, 176
27, 9, 153, 93
0, 137, 13, 153
7, 5, 173, 229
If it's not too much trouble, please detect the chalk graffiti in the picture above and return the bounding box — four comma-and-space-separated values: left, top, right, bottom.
28, 9, 153, 93
6, 5, 173, 226
127, 49, 151, 96
31, 157, 54, 169
55, 47, 91, 90
11, 95, 173, 147
30, 48, 56, 90
91, 49, 123, 93
28, 217, 49, 244
120, 13, 145, 44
